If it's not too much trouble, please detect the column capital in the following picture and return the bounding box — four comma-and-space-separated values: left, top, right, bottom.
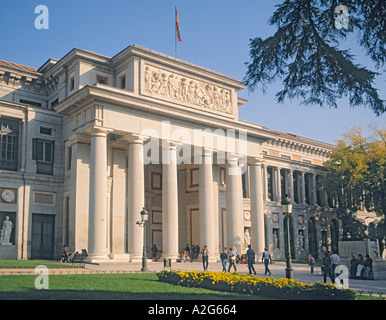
122, 133, 148, 144
161, 139, 181, 149
226, 153, 240, 163
87, 125, 113, 136
68, 133, 91, 145
248, 157, 263, 166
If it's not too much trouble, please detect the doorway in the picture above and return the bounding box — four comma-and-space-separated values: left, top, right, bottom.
31, 214, 55, 259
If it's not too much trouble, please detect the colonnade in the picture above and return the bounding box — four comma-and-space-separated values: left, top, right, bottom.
85, 126, 267, 261
261, 165, 318, 206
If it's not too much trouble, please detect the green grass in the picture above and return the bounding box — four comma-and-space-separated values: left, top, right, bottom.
0, 259, 83, 269
0, 270, 382, 300
0, 273, 265, 300
356, 295, 385, 300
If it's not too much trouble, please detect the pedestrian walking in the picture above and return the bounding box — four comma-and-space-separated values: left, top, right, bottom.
261, 248, 272, 276
330, 251, 340, 278
246, 244, 257, 275
308, 253, 315, 274
201, 245, 209, 271
322, 251, 334, 283
220, 249, 227, 272
228, 246, 237, 272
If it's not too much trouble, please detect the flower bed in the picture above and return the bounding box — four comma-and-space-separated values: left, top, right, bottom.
157, 270, 356, 300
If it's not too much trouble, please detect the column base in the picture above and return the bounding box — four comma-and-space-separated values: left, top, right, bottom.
128, 253, 143, 262
161, 253, 179, 261
84, 253, 110, 263
110, 253, 130, 261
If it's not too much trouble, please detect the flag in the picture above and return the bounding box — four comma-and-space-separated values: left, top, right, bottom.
175, 8, 182, 42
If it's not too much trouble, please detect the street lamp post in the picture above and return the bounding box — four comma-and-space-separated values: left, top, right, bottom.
281, 194, 293, 279
137, 207, 149, 272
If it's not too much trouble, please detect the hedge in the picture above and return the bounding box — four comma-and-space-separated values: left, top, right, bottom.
157, 270, 356, 300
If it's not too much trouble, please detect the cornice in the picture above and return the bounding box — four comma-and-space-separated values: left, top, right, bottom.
54, 84, 279, 143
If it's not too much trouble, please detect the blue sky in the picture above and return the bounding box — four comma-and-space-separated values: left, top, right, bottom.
1, 0, 384, 145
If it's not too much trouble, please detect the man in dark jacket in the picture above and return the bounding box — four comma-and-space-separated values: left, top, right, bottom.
220, 249, 227, 272
364, 254, 373, 279
246, 245, 257, 275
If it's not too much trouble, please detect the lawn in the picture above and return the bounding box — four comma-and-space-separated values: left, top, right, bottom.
0, 272, 265, 300
0, 259, 82, 269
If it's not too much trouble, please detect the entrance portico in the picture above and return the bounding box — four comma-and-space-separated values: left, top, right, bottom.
48, 45, 333, 263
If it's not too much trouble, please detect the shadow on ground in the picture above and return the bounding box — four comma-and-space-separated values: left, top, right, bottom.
0, 289, 264, 300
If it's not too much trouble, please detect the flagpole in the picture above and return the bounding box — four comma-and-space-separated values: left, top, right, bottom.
175, 6, 177, 58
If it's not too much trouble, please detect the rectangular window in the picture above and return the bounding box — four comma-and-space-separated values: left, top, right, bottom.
20, 99, 42, 108
0, 118, 19, 171
67, 146, 72, 171
39, 127, 52, 135
32, 138, 54, 175
50, 98, 59, 108
120, 75, 126, 89
97, 75, 108, 85
70, 77, 75, 91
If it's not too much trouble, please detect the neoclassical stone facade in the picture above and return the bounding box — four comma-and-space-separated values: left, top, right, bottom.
0, 45, 339, 262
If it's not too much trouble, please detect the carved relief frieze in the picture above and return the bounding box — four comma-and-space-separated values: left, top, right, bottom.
143, 64, 233, 115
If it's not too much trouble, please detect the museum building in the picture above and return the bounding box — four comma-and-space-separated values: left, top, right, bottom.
0, 45, 339, 262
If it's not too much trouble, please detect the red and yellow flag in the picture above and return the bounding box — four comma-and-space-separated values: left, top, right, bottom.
175, 8, 182, 42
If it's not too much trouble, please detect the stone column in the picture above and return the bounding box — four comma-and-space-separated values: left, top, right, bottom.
301, 172, 306, 204
124, 133, 146, 261
312, 173, 317, 205
162, 141, 179, 260
199, 148, 215, 259
226, 154, 244, 254
289, 169, 294, 203
262, 163, 269, 201
276, 166, 282, 202
249, 158, 265, 258
20, 119, 27, 172
88, 126, 110, 261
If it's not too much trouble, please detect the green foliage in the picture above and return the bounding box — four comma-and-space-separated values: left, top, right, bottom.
244, 0, 385, 115
318, 126, 386, 238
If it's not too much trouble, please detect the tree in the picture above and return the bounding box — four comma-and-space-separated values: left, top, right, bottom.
318, 126, 386, 238
244, 0, 385, 116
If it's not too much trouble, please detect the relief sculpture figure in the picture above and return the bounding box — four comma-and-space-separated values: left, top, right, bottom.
144, 65, 232, 114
